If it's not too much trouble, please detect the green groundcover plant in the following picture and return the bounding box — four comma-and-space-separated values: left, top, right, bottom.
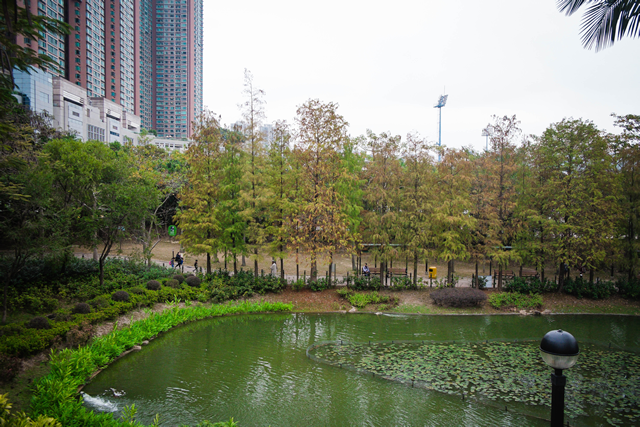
488, 292, 543, 310
29, 301, 292, 426
309, 341, 640, 425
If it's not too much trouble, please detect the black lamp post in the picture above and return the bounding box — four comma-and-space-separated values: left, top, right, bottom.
540, 329, 580, 427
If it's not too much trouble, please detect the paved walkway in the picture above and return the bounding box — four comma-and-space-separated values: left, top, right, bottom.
75, 252, 478, 287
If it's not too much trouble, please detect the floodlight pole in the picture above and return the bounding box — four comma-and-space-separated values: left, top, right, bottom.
482, 128, 490, 151
434, 94, 448, 162
438, 107, 442, 161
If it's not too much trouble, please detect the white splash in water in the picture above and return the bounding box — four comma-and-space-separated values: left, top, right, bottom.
81, 392, 118, 412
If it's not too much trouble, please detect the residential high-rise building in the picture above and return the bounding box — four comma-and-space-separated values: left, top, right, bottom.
150, 0, 203, 139
18, 0, 203, 138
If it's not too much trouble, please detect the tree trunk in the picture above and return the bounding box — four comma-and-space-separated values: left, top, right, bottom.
413, 251, 418, 285
3, 276, 8, 323
280, 257, 284, 281
233, 253, 237, 275
589, 268, 594, 284
558, 263, 565, 293
310, 257, 317, 282
254, 252, 258, 277
99, 258, 105, 289
207, 252, 211, 275
498, 267, 502, 291
475, 257, 479, 288
352, 254, 356, 271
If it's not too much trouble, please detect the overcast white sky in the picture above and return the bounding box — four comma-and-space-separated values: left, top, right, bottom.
202, 0, 640, 151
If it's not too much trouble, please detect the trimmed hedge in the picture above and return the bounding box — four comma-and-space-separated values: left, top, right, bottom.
504, 277, 558, 294
72, 303, 91, 315
112, 291, 130, 302
562, 277, 616, 300
0, 287, 205, 357
146, 280, 161, 291
430, 288, 487, 308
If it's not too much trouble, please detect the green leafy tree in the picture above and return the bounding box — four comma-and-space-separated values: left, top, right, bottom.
264, 120, 295, 278
432, 148, 476, 284
218, 128, 246, 274
361, 130, 403, 281
238, 69, 268, 276
45, 139, 159, 288
129, 143, 185, 268
483, 115, 522, 289
612, 113, 640, 280
175, 111, 225, 275
289, 99, 353, 282
337, 135, 365, 272
399, 133, 436, 284
532, 118, 620, 289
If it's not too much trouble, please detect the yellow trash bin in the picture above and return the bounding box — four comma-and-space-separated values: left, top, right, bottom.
428, 267, 437, 279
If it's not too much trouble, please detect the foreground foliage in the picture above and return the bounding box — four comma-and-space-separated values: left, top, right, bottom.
30, 301, 291, 426
309, 341, 640, 425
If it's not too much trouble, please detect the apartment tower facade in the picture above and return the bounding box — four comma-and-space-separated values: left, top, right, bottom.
20, 0, 202, 138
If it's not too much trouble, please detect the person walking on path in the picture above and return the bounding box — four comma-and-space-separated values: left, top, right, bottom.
270, 260, 278, 277
194, 259, 198, 273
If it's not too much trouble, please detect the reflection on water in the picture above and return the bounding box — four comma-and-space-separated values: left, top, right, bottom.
82, 313, 640, 426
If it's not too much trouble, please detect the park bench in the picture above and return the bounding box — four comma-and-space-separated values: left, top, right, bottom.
365, 267, 407, 277
369, 267, 381, 276
387, 267, 408, 277
520, 268, 538, 278
496, 270, 515, 279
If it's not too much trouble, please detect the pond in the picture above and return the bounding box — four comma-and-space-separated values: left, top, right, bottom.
82, 313, 640, 426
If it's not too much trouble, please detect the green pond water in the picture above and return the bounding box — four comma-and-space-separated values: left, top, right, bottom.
82, 313, 640, 426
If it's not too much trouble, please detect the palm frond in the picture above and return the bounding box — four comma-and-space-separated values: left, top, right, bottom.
581, 0, 640, 50
557, 0, 593, 15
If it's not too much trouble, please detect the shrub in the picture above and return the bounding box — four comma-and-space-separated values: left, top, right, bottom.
0, 354, 22, 383
129, 286, 146, 295
112, 290, 130, 302
430, 288, 487, 308
253, 275, 286, 295
563, 277, 615, 299
165, 279, 180, 289
488, 292, 543, 309
390, 276, 420, 291
505, 277, 558, 294
348, 291, 390, 308
87, 295, 110, 309
173, 274, 185, 284
146, 280, 161, 291
27, 316, 51, 330
292, 279, 305, 291
185, 275, 202, 287
309, 277, 332, 292
72, 302, 91, 314
474, 276, 488, 290
347, 275, 381, 291
13, 293, 58, 314
65, 321, 95, 348
617, 278, 640, 300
